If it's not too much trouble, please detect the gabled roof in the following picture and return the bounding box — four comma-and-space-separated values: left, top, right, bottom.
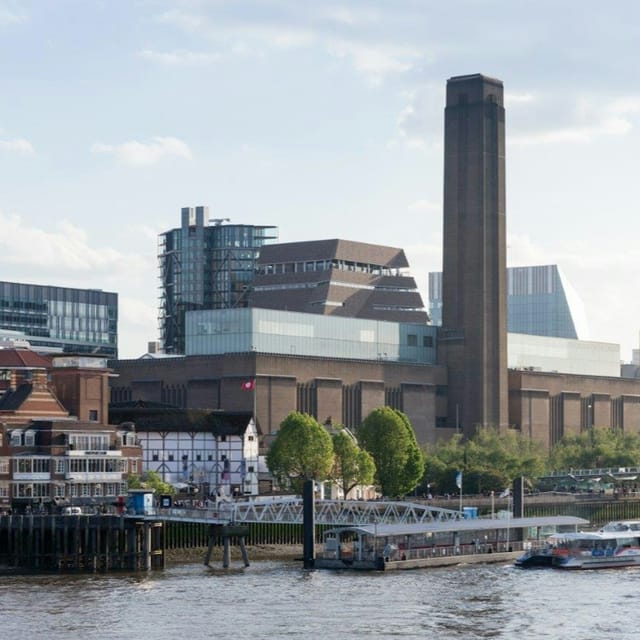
0, 348, 52, 369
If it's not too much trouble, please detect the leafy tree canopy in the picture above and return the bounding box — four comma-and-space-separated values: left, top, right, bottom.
128, 470, 175, 495
550, 427, 640, 471
422, 427, 547, 495
358, 407, 424, 498
331, 427, 376, 498
266, 411, 334, 493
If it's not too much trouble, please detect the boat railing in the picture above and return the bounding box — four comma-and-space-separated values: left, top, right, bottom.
389, 540, 525, 562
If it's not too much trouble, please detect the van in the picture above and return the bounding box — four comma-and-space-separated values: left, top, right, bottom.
62, 506, 83, 515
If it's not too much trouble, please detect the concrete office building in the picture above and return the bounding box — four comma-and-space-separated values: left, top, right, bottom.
158, 207, 277, 354
429, 265, 586, 340
0, 280, 117, 358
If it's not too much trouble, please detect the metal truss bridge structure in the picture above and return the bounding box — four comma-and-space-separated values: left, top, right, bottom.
153, 499, 464, 526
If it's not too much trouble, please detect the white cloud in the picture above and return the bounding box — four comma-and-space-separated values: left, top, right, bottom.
327, 38, 419, 84
91, 136, 192, 166
138, 49, 220, 65
395, 87, 442, 148
155, 6, 423, 82
0, 138, 34, 154
0, 212, 150, 276
0, 8, 28, 26
509, 94, 640, 146
407, 199, 440, 213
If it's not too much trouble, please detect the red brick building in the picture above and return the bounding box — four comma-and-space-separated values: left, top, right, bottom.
0, 348, 141, 513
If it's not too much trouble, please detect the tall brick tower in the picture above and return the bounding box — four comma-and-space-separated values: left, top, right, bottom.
440, 74, 508, 434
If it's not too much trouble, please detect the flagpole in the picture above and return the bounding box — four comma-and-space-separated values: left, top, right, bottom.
252, 378, 257, 427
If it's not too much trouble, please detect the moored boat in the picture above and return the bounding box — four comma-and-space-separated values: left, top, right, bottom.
552, 520, 640, 569
315, 516, 587, 571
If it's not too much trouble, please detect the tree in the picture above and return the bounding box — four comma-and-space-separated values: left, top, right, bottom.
358, 407, 424, 498
128, 470, 175, 495
331, 427, 376, 498
422, 428, 547, 495
266, 412, 334, 493
550, 427, 640, 471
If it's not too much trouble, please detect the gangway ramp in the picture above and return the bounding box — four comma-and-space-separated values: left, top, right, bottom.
156, 499, 464, 526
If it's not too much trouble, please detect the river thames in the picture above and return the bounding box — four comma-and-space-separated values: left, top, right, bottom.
2, 559, 637, 639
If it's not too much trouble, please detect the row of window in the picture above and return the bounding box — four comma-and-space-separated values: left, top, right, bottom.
4, 482, 128, 498
3, 457, 136, 475
258, 259, 403, 277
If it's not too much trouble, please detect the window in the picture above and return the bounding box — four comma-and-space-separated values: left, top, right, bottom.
247, 466, 255, 473
0, 458, 9, 474
407, 334, 418, 347
423, 336, 434, 348
89, 410, 99, 422
152, 452, 159, 462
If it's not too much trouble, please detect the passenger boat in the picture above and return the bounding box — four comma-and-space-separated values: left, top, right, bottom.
552, 520, 640, 569
315, 515, 587, 571
514, 536, 560, 569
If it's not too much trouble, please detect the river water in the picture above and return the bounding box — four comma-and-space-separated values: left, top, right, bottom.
2, 559, 637, 639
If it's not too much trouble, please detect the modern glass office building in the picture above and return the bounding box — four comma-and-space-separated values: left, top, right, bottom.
158, 207, 278, 354
429, 265, 586, 339
0, 280, 118, 357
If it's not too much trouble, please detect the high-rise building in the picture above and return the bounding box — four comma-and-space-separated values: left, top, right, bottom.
439, 73, 508, 433
0, 281, 117, 357
429, 265, 586, 339
158, 207, 277, 354
250, 239, 428, 324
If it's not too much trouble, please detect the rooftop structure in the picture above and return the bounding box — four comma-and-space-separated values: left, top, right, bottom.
250, 238, 428, 324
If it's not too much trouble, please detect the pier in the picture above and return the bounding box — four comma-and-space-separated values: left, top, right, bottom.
0, 514, 164, 573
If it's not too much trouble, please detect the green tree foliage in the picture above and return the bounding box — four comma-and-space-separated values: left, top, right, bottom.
266, 412, 334, 493
422, 428, 547, 495
128, 470, 175, 495
550, 427, 640, 471
331, 428, 376, 498
358, 407, 424, 498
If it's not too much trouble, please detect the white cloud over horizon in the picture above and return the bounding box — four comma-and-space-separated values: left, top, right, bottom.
0, 137, 34, 154
91, 137, 192, 166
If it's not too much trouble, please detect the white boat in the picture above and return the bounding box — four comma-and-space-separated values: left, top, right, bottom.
552, 520, 640, 569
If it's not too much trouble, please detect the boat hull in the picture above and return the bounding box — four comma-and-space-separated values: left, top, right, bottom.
315, 550, 520, 571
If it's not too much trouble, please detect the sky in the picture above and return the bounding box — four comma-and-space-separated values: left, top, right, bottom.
1, 0, 640, 360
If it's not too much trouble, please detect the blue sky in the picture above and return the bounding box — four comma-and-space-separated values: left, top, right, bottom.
1, 0, 640, 359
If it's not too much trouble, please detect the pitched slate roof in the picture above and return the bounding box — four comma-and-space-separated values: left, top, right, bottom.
0, 383, 33, 411
0, 349, 52, 369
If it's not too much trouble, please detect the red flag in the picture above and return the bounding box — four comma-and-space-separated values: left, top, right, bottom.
241, 379, 255, 391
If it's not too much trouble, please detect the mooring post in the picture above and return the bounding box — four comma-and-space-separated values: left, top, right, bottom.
303, 479, 315, 570
223, 536, 230, 568
239, 536, 250, 567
